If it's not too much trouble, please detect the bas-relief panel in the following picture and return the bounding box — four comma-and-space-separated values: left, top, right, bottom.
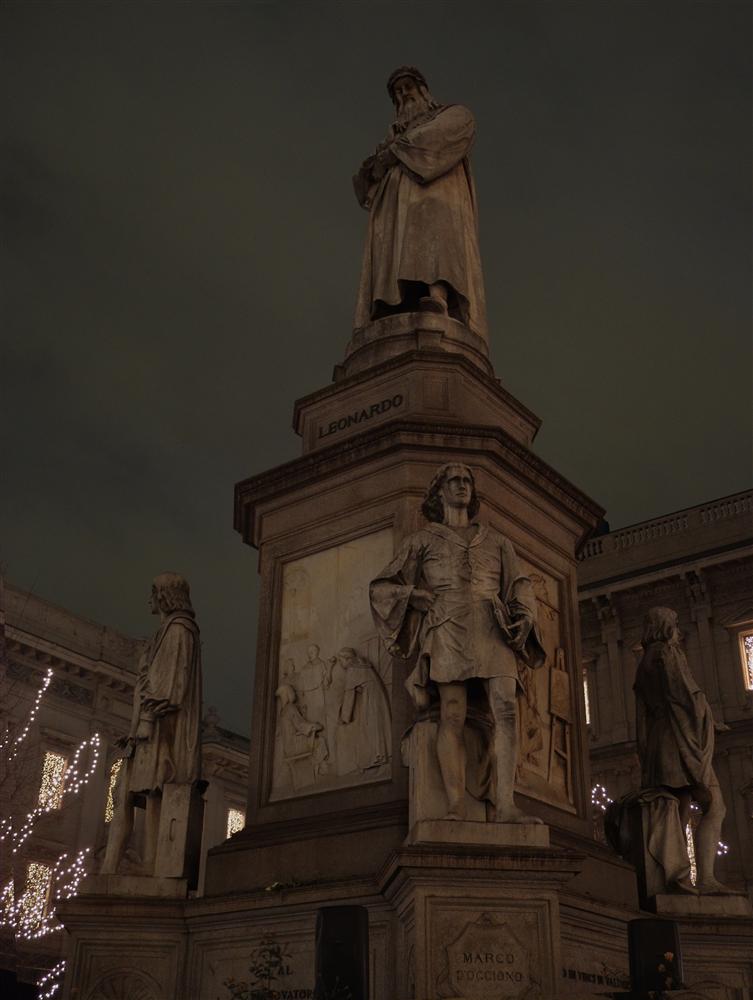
270, 529, 394, 801
515, 560, 575, 812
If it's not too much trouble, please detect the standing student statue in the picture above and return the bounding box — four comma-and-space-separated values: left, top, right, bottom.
102, 572, 202, 876
369, 463, 546, 822
634, 606, 728, 893
353, 66, 487, 338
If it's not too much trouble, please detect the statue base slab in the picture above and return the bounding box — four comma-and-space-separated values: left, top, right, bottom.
407, 818, 549, 848
653, 891, 753, 918
81, 873, 188, 899
341, 311, 493, 379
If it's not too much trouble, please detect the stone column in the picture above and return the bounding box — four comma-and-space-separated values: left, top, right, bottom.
594, 596, 629, 743
684, 569, 723, 717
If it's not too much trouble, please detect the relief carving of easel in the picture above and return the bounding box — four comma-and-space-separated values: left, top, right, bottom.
547, 648, 573, 801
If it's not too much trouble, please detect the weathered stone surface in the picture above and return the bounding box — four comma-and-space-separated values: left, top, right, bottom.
271, 529, 394, 800
298, 352, 535, 452
101, 573, 202, 880
407, 818, 549, 848
654, 891, 753, 917
80, 873, 188, 899
370, 462, 548, 829
604, 606, 733, 909
353, 68, 487, 345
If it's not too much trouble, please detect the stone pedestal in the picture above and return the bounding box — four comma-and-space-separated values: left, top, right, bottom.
154, 780, 207, 887
207, 345, 603, 900
380, 844, 584, 1000
654, 892, 753, 918
407, 819, 549, 849
59, 892, 187, 1000
80, 873, 188, 899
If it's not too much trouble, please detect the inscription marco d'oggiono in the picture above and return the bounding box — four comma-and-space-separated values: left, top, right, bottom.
456, 951, 525, 985
318, 394, 404, 439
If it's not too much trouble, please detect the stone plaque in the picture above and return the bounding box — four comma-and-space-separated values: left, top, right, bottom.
436, 912, 537, 998
271, 528, 394, 800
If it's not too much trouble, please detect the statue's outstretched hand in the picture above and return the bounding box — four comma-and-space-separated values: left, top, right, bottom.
506, 616, 533, 651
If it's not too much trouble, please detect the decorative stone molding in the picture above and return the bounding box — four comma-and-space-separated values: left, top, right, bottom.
86, 969, 161, 1000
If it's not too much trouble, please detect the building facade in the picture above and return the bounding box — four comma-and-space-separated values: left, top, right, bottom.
579, 489, 753, 898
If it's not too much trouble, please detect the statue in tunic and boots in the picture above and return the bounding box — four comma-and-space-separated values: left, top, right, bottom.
102, 573, 203, 879
369, 463, 546, 822
353, 66, 487, 339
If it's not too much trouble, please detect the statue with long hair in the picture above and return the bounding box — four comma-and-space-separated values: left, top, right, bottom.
102, 572, 202, 876
353, 67, 487, 338
370, 463, 545, 823
633, 606, 728, 894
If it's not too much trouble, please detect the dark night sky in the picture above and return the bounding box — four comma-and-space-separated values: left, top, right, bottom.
2, 2, 750, 736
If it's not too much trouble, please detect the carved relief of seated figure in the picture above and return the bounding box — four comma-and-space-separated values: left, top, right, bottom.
275, 683, 328, 790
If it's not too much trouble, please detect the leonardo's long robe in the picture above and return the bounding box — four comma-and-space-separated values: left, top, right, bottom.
125, 611, 202, 794
354, 105, 487, 339
369, 523, 545, 707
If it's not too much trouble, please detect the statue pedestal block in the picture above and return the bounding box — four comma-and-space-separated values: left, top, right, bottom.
407, 818, 549, 849
154, 779, 207, 886
80, 873, 188, 899
654, 892, 753, 918
380, 844, 583, 1000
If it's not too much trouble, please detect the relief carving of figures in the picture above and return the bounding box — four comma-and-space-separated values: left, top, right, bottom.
273, 645, 391, 793
271, 530, 395, 800
332, 647, 391, 776
275, 683, 327, 789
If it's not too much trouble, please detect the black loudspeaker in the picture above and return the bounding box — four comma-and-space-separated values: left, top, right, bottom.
314, 905, 369, 1000
628, 918, 684, 990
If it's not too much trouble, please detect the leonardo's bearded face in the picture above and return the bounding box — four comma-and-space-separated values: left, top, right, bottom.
392, 75, 429, 124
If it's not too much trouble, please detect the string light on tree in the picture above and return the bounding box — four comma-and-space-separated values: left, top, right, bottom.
104, 758, 123, 823
1, 732, 101, 856
0, 666, 53, 761
37, 960, 66, 999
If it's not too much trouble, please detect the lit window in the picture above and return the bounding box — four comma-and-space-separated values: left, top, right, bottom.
18, 862, 52, 932
38, 753, 67, 811
226, 806, 245, 839
739, 629, 753, 690
104, 759, 124, 823
583, 669, 591, 725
